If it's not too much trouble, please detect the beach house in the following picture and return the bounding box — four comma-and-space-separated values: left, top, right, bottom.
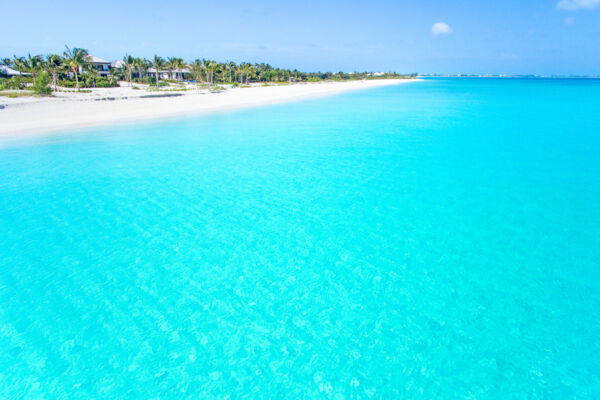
147, 67, 191, 81
84, 55, 112, 77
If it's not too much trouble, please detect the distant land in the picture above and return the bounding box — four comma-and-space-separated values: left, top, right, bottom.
419, 74, 600, 79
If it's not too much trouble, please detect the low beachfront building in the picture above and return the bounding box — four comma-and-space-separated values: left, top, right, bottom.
147, 67, 191, 81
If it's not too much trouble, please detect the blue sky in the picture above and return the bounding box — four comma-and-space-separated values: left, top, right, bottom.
1, 0, 599, 75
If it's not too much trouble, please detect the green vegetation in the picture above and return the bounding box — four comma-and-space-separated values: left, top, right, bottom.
61, 89, 92, 93
146, 86, 190, 92
46, 54, 63, 91
122, 54, 135, 87
0, 91, 36, 98
1, 76, 27, 90
152, 55, 166, 86
2, 45, 416, 95
32, 71, 52, 95
63, 46, 88, 90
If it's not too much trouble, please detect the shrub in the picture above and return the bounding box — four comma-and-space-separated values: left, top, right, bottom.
32, 72, 52, 95
135, 76, 156, 85
94, 77, 117, 88
59, 76, 119, 89
58, 79, 76, 88
5, 76, 26, 90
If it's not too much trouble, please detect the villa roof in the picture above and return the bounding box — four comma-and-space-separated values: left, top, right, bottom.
0, 65, 30, 76
85, 55, 110, 64
111, 60, 125, 68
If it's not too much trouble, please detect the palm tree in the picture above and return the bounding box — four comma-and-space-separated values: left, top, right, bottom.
63, 46, 89, 91
208, 60, 218, 85
239, 63, 254, 85
166, 57, 177, 80
23, 54, 44, 79
167, 57, 185, 81
134, 58, 149, 82
200, 59, 211, 84
219, 63, 227, 83
239, 64, 246, 84
189, 59, 205, 86
45, 54, 64, 91
233, 62, 242, 83
122, 54, 135, 86
174, 58, 186, 81
152, 55, 165, 86
227, 61, 236, 83
236, 65, 241, 84
86, 66, 98, 88
108, 73, 119, 87
142, 59, 152, 81
11, 56, 26, 77
247, 64, 256, 84
200, 59, 218, 85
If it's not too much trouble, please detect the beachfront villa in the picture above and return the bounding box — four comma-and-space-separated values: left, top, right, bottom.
84, 57, 192, 80
84, 55, 112, 77
147, 67, 191, 80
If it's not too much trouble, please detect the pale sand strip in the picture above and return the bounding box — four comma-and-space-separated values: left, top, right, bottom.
0, 79, 416, 138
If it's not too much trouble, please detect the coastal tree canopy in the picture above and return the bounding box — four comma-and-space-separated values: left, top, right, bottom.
2, 45, 417, 92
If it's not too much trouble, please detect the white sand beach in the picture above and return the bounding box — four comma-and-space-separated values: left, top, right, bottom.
0, 79, 416, 138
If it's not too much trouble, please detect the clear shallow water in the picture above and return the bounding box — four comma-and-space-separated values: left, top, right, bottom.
0, 78, 599, 399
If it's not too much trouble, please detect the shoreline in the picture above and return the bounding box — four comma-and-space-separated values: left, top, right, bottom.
0, 79, 417, 139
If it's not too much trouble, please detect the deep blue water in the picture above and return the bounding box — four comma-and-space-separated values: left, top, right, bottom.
0, 78, 599, 399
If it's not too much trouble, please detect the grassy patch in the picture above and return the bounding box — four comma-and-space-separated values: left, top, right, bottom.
0, 91, 37, 98
60, 89, 92, 93
146, 87, 190, 92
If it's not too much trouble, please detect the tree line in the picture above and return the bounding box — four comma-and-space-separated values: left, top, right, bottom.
2, 46, 416, 93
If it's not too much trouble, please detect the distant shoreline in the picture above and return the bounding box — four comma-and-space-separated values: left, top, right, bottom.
0, 79, 418, 139
418, 75, 600, 79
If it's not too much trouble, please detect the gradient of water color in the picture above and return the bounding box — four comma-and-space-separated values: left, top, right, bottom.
1, 79, 599, 399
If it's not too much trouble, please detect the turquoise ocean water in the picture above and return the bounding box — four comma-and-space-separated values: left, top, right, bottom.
1, 78, 599, 398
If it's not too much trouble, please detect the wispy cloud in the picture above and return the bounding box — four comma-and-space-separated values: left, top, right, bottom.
432, 22, 453, 35
564, 17, 576, 24
557, 0, 600, 10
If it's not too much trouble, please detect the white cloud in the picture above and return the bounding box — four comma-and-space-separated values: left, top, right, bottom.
432, 22, 453, 35
557, 0, 600, 10
564, 17, 576, 24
